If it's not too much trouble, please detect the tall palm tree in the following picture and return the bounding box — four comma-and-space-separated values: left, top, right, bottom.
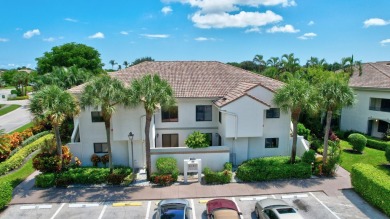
109, 60, 117, 70
30, 85, 80, 168
253, 54, 266, 73
80, 75, 130, 173
267, 57, 281, 68
129, 74, 175, 178
123, 61, 129, 68
281, 53, 300, 73
273, 78, 316, 163
317, 76, 355, 165
341, 55, 354, 73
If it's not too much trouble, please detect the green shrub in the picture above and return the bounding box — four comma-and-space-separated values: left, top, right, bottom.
236, 156, 311, 182
348, 133, 367, 153
35, 173, 56, 188
107, 173, 126, 185
302, 149, 316, 164
185, 131, 209, 148
386, 146, 390, 163
366, 137, 390, 151
150, 173, 176, 186
0, 181, 12, 210
203, 164, 232, 184
320, 141, 341, 176
224, 162, 233, 171
155, 157, 179, 180
297, 123, 311, 140
0, 134, 53, 176
351, 163, 390, 216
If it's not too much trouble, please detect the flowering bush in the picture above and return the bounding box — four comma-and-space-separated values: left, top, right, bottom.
150, 174, 175, 186
101, 154, 109, 167
91, 154, 101, 167
33, 141, 72, 173
74, 157, 82, 167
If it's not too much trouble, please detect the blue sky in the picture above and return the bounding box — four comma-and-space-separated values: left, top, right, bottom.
0, 0, 389, 69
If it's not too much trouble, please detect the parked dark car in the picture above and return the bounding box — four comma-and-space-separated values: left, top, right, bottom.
206, 198, 242, 219
255, 198, 303, 219
156, 199, 191, 219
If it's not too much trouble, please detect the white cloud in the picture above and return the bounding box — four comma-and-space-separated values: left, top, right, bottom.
364, 18, 389, 27
120, 31, 129, 35
43, 37, 55, 42
23, 29, 40, 39
192, 10, 282, 29
298, 32, 317, 40
194, 37, 215, 41
8, 64, 16, 67
162, 6, 173, 15
141, 34, 170, 39
245, 27, 261, 33
88, 32, 105, 39
266, 24, 299, 33
0, 38, 9, 42
165, 0, 296, 13
380, 39, 390, 46
15, 28, 22, 31
308, 20, 314, 26
64, 18, 78, 22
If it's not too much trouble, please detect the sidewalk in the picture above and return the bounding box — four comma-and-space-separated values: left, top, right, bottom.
10, 167, 352, 204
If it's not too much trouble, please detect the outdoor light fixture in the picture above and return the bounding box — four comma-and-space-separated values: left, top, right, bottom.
128, 132, 134, 140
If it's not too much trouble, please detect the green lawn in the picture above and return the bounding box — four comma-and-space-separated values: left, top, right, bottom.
0, 158, 35, 188
340, 140, 388, 172
10, 122, 34, 134
0, 86, 15, 89
0, 104, 21, 116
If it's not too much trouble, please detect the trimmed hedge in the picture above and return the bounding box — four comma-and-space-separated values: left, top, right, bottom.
0, 181, 12, 210
236, 156, 311, 182
0, 134, 53, 176
348, 133, 367, 153
203, 162, 233, 184
366, 137, 390, 151
351, 163, 390, 216
386, 146, 390, 163
35, 167, 133, 188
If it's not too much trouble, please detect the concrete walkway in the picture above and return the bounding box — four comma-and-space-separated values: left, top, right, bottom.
10, 167, 352, 204
0, 99, 32, 133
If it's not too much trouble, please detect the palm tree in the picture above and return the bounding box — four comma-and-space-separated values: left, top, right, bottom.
267, 57, 281, 69
123, 61, 129, 68
341, 55, 354, 73
317, 76, 355, 165
30, 85, 80, 168
118, 65, 122, 70
80, 75, 130, 173
129, 74, 175, 178
281, 53, 300, 73
253, 54, 266, 73
273, 78, 316, 163
109, 60, 117, 70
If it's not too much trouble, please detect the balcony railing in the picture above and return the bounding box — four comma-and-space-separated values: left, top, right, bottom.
369, 106, 390, 112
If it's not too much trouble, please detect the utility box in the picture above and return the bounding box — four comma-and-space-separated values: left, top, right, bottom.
183, 158, 202, 183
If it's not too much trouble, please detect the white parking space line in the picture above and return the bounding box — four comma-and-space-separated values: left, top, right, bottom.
309, 192, 341, 219
239, 196, 267, 201
69, 203, 99, 208
97, 205, 107, 219
272, 195, 276, 198
38, 205, 52, 209
231, 197, 243, 219
20, 206, 36, 210
282, 193, 308, 199
190, 199, 196, 219
145, 201, 151, 219
50, 203, 65, 219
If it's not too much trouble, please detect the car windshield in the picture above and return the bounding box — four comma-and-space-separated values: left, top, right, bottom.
276, 207, 297, 214
161, 204, 186, 219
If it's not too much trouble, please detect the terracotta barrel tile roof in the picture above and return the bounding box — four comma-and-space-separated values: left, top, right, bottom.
349, 61, 390, 89
68, 61, 284, 98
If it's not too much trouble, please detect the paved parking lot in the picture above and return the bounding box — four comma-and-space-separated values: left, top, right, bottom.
1, 191, 387, 219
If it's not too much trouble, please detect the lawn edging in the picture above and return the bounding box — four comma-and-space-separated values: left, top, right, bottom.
351, 163, 390, 216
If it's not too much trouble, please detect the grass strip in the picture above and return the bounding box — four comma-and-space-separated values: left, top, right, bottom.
0, 104, 21, 116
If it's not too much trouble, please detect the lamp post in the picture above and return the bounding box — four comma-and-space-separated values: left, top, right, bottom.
128, 132, 135, 171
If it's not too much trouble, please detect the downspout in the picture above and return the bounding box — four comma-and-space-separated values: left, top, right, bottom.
140, 115, 146, 168
220, 110, 238, 165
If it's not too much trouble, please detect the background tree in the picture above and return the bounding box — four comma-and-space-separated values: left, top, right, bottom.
129, 74, 175, 178
35, 42, 104, 74
1, 70, 18, 85
267, 57, 281, 69
253, 54, 266, 73
109, 60, 117, 70
273, 78, 316, 163
123, 61, 129, 68
80, 76, 130, 172
317, 76, 355, 165
131, 57, 154, 66
281, 53, 300, 73
12, 71, 29, 96
30, 85, 79, 168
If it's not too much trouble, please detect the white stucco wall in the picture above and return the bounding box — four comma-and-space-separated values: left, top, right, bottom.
341, 88, 390, 137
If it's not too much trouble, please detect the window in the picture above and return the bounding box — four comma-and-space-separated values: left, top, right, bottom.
265, 138, 279, 148
378, 120, 389, 133
161, 106, 178, 122
162, 134, 179, 147
219, 111, 222, 123
381, 99, 390, 112
196, 105, 212, 121
91, 111, 104, 122
204, 133, 212, 146
266, 108, 280, 118
218, 135, 222, 146
94, 143, 108, 153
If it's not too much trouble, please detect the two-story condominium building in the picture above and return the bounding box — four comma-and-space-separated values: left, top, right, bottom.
341, 61, 390, 138
68, 61, 292, 169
